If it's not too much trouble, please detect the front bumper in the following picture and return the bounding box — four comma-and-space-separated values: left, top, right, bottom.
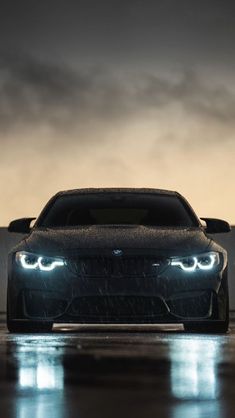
8, 252, 226, 323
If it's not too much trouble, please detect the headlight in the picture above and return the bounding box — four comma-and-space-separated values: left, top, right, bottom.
170, 252, 220, 272
16, 252, 65, 271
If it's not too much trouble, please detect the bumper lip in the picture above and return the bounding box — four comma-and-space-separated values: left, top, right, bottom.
9, 319, 226, 326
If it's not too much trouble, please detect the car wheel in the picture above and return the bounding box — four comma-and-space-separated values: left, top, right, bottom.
7, 319, 53, 333
184, 320, 228, 334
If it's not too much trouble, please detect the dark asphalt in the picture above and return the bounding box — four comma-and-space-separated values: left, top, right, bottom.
0, 322, 235, 418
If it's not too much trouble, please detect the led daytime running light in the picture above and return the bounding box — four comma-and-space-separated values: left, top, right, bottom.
171, 257, 198, 272
197, 254, 217, 270
20, 254, 38, 270
171, 253, 218, 272
18, 253, 65, 271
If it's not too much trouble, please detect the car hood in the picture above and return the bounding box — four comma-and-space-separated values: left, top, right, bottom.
22, 225, 212, 256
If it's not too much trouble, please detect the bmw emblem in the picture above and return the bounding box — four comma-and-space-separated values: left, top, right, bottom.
112, 249, 123, 257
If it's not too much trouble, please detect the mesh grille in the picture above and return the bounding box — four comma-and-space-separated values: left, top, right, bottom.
68, 256, 167, 278
68, 295, 168, 317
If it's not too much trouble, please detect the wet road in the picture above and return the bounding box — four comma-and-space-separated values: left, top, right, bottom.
0, 322, 235, 418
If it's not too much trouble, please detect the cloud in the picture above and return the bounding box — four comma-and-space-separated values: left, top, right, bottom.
0, 52, 140, 138
0, 52, 90, 135
1, 52, 235, 141
134, 70, 235, 125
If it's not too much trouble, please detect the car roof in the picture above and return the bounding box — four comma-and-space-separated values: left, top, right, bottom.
56, 187, 179, 197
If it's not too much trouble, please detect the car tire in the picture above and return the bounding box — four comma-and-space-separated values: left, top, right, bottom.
184, 319, 228, 334
7, 319, 53, 333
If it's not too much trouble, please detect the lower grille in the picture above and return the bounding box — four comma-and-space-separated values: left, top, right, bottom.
68, 256, 167, 278
167, 291, 212, 318
68, 295, 168, 318
23, 290, 67, 319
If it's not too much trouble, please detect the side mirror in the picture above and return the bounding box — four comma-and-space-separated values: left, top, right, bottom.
201, 217, 231, 234
8, 218, 36, 233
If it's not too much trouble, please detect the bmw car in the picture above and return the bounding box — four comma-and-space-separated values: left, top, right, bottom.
7, 188, 231, 333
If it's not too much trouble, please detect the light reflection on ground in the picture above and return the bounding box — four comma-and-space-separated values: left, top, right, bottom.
0, 324, 233, 418
170, 338, 220, 400
171, 402, 224, 418
18, 347, 64, 390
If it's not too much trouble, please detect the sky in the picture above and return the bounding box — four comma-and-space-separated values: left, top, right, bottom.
0, 0, 235, 224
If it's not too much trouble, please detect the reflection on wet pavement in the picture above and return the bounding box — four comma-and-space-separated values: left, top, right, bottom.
170, 339, 220, 400
18, 347, 64, 390
0, 324, 234, 417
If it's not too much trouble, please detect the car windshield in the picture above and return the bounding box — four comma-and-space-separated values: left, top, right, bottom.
38, 193, 198, 227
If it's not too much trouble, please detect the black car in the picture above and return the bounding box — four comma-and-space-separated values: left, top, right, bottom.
7, 188, 231, 333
